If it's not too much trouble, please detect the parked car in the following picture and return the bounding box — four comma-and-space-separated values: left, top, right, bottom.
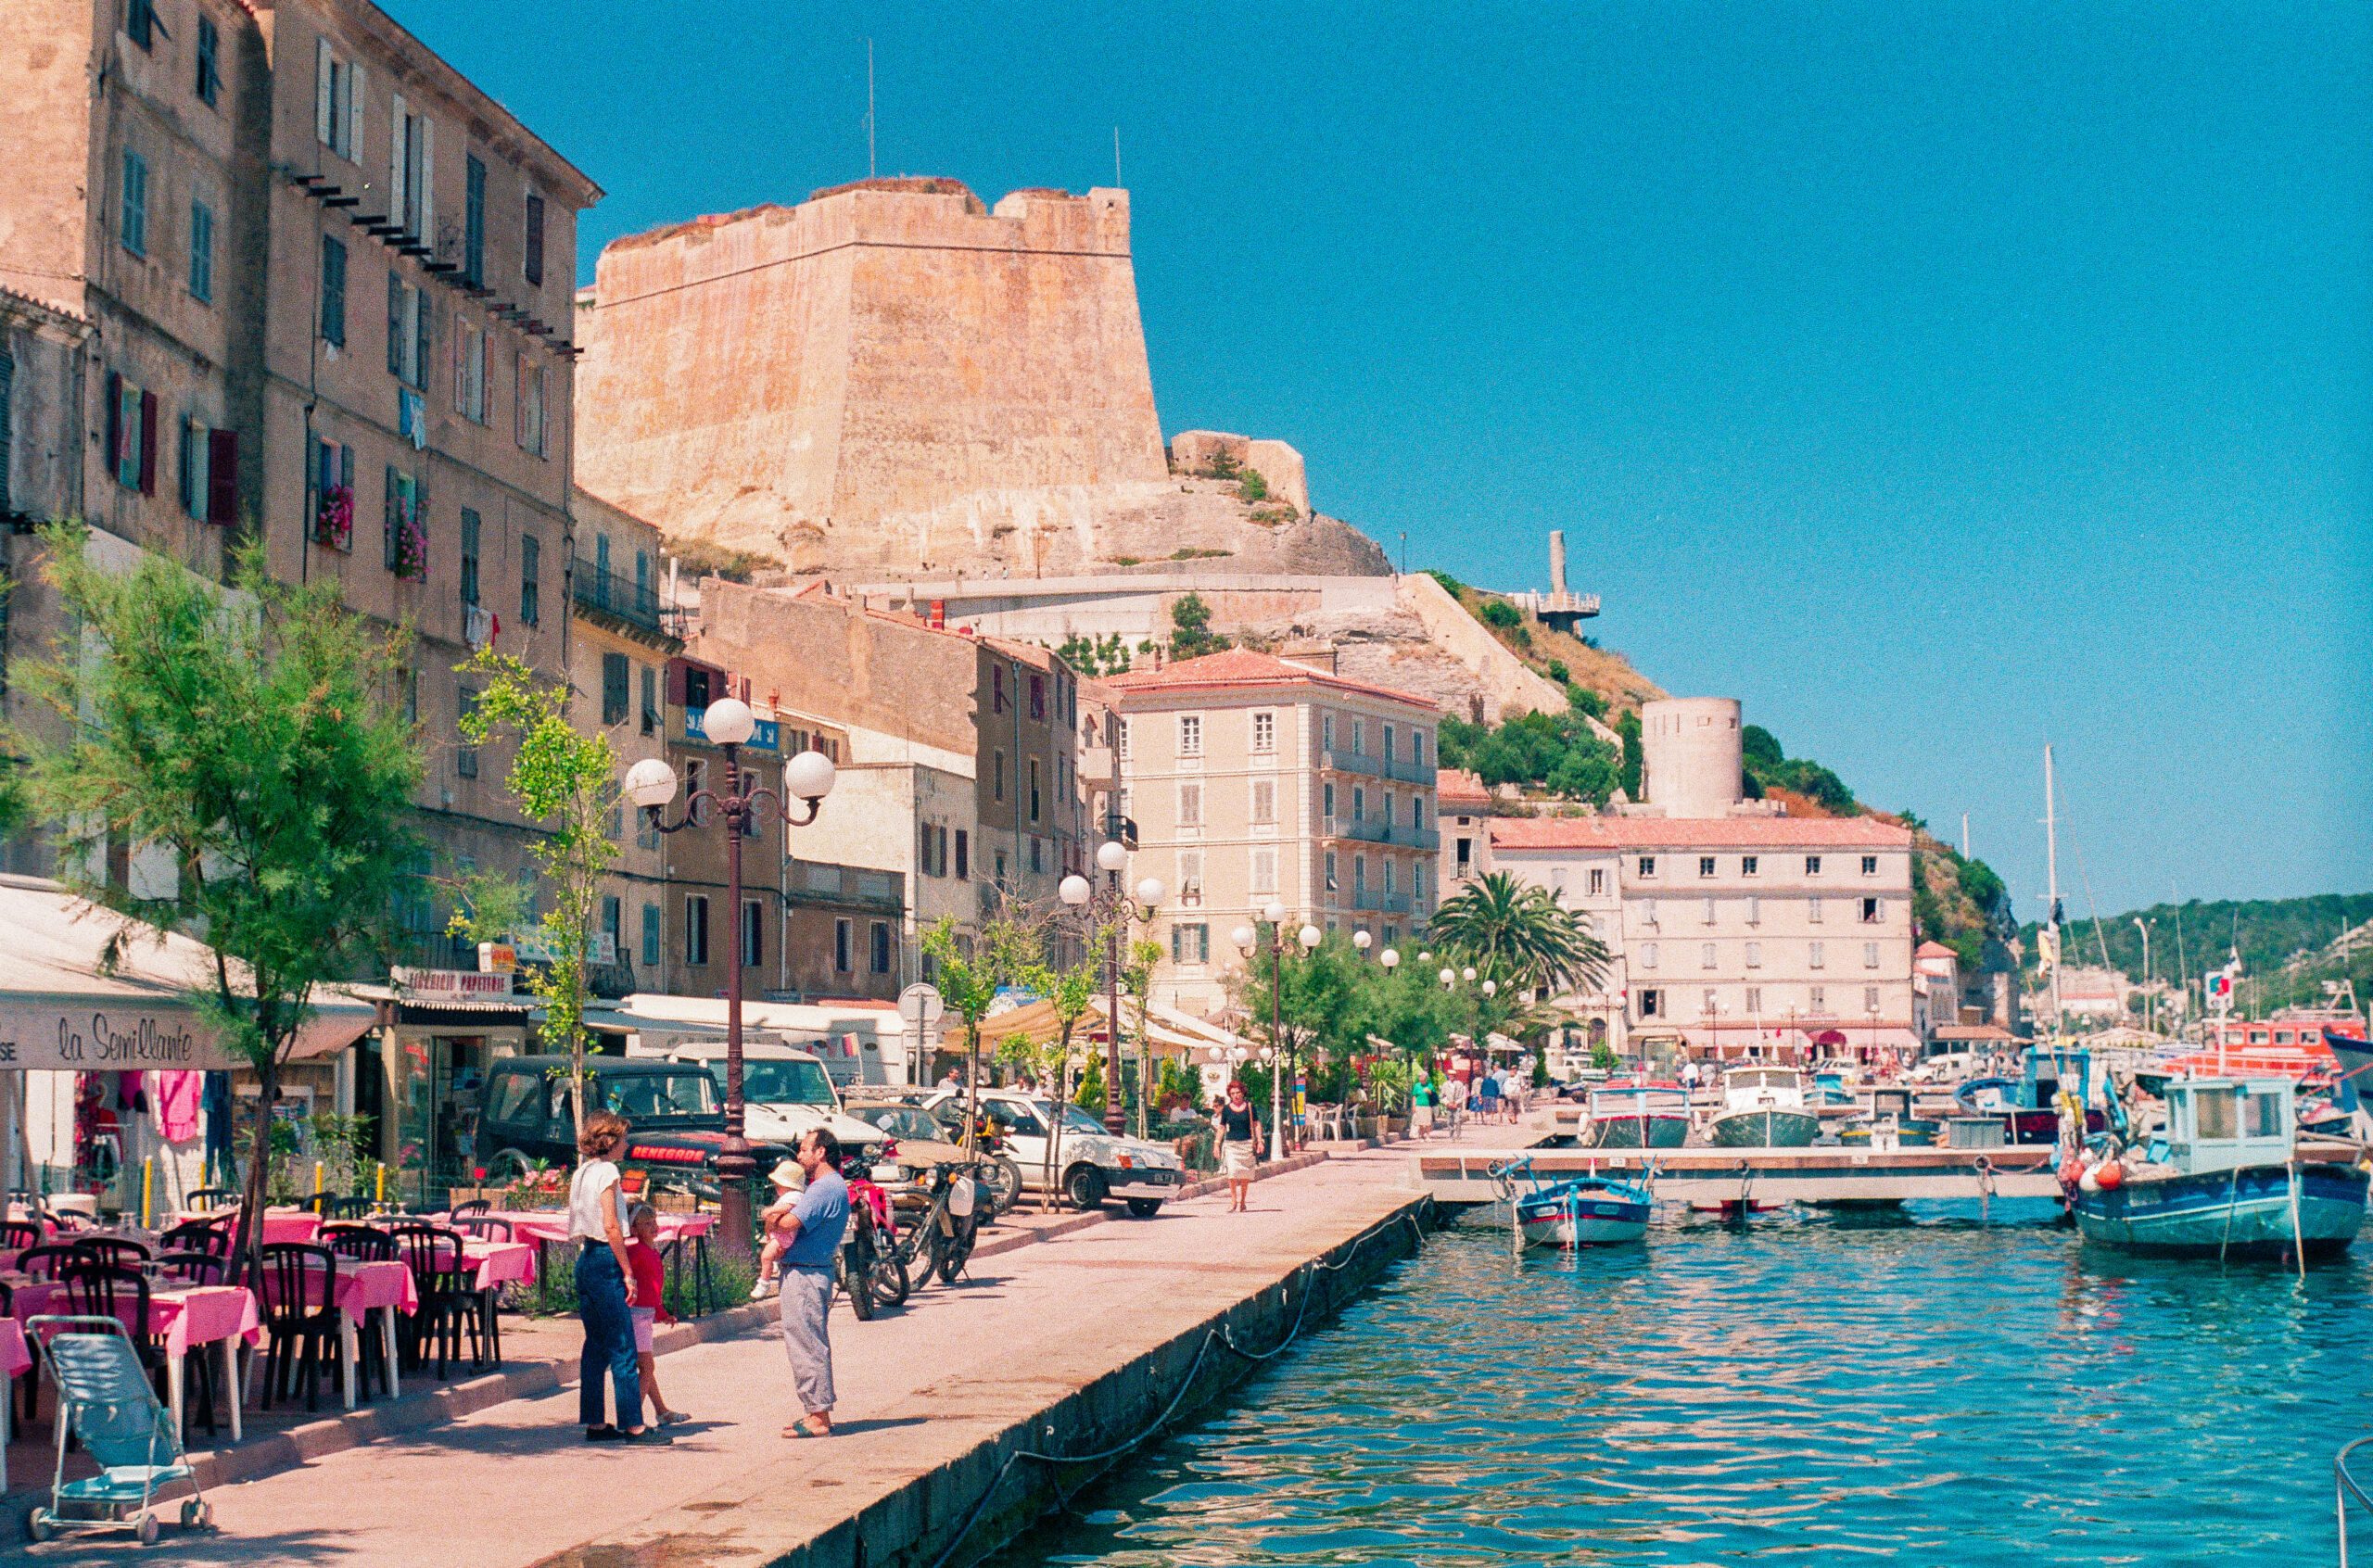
476, 1056, 796, 1192
646, 1042, 887, 1160
922, 1089, 1186, 1216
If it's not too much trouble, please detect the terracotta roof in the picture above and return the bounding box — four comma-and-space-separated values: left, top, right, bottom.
1488, 816, 1914, 850
1100, 649, 1438, 712
1915, 941, 1958, 960
1437, 768, 1491, 806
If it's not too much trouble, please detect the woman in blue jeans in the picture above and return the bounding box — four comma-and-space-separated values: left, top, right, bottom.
569, 1112, 668, 1444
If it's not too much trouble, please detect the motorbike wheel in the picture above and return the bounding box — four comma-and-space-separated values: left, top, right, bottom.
870, 1252, 911, 1308
844, 1231, 877, 1321
983, 1157, 1023, 1216
935, 1217, 976, 1285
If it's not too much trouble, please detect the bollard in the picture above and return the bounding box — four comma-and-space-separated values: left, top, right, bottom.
141, 1156, 152, 1228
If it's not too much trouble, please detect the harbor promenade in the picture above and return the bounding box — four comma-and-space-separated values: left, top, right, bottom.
0, 1148, 1430, 1568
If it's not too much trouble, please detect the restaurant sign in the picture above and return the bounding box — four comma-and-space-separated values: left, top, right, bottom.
0, 994, 235, 1072
392, 967, 516, 1000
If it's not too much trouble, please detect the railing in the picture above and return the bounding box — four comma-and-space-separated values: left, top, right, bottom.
1351, 891, 1410, 914
1326, 817, 1441, 852
1321, 750, 1435, 786
2339, 1435, 2373, 1567
572, 558, 662, 633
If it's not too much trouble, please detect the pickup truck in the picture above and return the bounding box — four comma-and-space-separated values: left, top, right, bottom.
476, 1056, 795, 1195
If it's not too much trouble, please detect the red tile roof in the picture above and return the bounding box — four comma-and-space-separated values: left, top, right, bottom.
1915, 941, 1958, 960
1438, 768, 1491, 806
1100, 649, 1438, 712
1488, 815, 1914, 851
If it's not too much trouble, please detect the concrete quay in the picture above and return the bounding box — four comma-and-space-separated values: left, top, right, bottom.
2, 1149, 1428, 1568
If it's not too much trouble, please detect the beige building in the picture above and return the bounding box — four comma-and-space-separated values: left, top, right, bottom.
1487, 816, 1918, 1067
0, 0, 601, 956
1100, 649, 1442, 1017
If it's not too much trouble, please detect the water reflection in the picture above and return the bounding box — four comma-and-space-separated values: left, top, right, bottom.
991, 1202, 2366, 1566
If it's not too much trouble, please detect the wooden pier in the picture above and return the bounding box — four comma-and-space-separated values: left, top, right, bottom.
1414, 1143, 2064, 1205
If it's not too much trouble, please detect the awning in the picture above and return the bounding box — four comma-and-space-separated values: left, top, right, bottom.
1809, 1029, 1849, 1046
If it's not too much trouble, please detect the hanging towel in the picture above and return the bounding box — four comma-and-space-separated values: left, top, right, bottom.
159, 1070, 204, 1144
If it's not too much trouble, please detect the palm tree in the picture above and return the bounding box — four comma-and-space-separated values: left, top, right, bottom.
1427, 870, 1610, 997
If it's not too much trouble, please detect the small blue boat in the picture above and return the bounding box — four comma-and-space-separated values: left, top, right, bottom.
1495, 1157, 1653, 1247
2072, 1076, 2368, 1260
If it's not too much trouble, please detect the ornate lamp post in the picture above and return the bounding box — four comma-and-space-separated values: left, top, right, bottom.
1232, 903, 1314, 1162
624, 699, 835, 1255
1061, 841, 1162, 1136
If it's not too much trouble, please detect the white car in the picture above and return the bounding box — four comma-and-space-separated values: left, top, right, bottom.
656, 1043, 888, 1158
925, 1089, 1186, 1217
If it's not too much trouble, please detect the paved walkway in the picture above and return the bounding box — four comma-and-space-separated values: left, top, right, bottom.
2, 1150, 1421, 1567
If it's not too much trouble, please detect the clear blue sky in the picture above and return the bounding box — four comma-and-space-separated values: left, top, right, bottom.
398, 0, 2371, 917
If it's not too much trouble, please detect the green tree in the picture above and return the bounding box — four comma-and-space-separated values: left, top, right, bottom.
920, 917, 1036, 1147
447, 648, 620, 1145
1478, 599, 1522, 629
1428, 870, 1610, 996
1618, 709, 1643, 799
1742, 724, 1783, 768
1009, 955, 1101, 1206
1167, 593, 1230, 660
1121, 936, 1162, 1136
1565, 682, 1606, 720
8, 525, 420, 1282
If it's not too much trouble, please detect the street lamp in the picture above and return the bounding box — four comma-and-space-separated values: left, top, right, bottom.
1068, 841, 1161, 1136
1353, 929, 1372, 955
627, 701, 835, 1255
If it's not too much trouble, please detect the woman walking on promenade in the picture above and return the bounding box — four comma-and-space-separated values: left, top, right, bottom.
571, 1112, 667, 1445
1215, 1081, 1263, 1212
1411, 1071, 1436, 1140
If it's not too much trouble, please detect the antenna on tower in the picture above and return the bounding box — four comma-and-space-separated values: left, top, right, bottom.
1113, 126, 1123, 187
866, 40, 877, 179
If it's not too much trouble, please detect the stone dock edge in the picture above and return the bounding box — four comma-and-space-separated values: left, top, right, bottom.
766, 1188, 1437, 1568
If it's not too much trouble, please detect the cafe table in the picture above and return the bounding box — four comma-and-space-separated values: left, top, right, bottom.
252, 1257, 415, 1410
16, 1278, 260, 1444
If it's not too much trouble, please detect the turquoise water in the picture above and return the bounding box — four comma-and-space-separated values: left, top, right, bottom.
990, 1200, 2370, 1565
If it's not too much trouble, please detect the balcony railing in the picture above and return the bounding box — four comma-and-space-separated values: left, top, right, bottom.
1351, 891, 1411, 914
572, 559, 661, 634
1325, 818, 1442, 852
1320, 750, 1434, 786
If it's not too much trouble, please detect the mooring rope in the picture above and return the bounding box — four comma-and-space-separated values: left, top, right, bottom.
922, 1203, 1430, 1568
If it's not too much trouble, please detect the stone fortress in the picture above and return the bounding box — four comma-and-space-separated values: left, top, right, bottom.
574, 176, 1382, 579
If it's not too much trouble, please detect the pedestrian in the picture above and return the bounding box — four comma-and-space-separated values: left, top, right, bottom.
1411, 1071, 1435, 1139
772, 1129, 849, 1439
570, 1112, 667, 1444
626, 1204, 690, 1428
1213, 1081, 1263, 1212
1441, 1070, 1468, 1135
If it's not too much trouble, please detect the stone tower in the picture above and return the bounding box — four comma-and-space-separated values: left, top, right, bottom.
574, 178, 1174, 574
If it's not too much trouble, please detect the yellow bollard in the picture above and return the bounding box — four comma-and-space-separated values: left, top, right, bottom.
142, 1157, 153, 1228
376, 1164, 386, 1206
314, 1160, 324, 1195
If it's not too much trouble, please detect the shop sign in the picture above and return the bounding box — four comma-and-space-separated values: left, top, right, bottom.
513, 932, 616, 966
0, 997, 234, 1071
392, 967, 515, 1000
477, 943, 517, 974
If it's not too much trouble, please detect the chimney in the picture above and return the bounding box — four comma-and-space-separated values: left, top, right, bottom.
1549, 530, 1568, 596
929, 600, 945, 630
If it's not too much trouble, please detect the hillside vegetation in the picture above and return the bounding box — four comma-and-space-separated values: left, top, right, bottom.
1422, 572, 1663, 716
2020, 893, 2373, 1013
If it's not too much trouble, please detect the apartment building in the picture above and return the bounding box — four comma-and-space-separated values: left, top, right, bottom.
1100, 648, 1442, 1018
568, 489, 678, 992
1487, 816, 1917, 1067
0, 1, 601, 952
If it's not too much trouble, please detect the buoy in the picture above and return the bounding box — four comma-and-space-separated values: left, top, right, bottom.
2078, 1167, 2100, 1194
2095, 1161, 2125, 1190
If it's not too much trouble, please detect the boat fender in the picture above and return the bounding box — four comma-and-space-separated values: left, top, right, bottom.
2058, 1157, 2084, 1189
2095, 1160, 2124, 1191
2077, 1167, 2100, 1194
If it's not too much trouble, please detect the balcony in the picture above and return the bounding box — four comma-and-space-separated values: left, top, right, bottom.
1322, 750, 1436, 786
572, 559, 661, 635
1351, 891, 1411, 914
1325, 818, 1442, 852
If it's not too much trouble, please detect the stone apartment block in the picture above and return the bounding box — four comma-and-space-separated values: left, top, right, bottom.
1487, 816, 1917, 1067
1099, 649, 1441, 1018
0, 0, 600, 958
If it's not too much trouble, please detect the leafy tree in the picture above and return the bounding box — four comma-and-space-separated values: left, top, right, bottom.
1617, 709, 1643, 799
1742, 724, 1783, 768
1121, 936, 1162, 1135
8, 525, 420, 1283
1428, 870, 1610, 996
1478, 599, 1522, 630
1566, 683, 1606, 720
1008, 954, 1102, 1204
1167, 593, 1230, 660
447, 648, 620, 1144
1073, 1054, 1107, 1113
920, 917, 1036, 1147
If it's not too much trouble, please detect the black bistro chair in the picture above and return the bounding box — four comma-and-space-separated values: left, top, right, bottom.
159, 1218, 233, 1258
320, 1227, 397, 1397
155, 1250, 227, 1285
72, 1236, 152, 1271
256, 1243, 341, 1412
0, 1219, 44, 1253
15, 1243, 81, 1282
387, 1225, 480, 1379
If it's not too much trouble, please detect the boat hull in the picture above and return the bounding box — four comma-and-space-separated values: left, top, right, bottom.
1516, 1183, 1652, 1247
2073, 1162, 2369, 1258
1582, 1114, 1690, 1149
1707, 1108, 1822, 1148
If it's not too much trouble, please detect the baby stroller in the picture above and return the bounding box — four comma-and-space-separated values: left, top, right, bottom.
23, 1316, 212, 1545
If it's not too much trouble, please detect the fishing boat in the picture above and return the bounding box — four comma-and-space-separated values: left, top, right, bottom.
1839, 1085, 1940, 1147
1955, 1045, 2106, 1144
1580, 1080, 1690, 1149
1707, 1067, 1822, 1148
2072, 1076, 2368, 1259
1495, 1157, 1653, 1247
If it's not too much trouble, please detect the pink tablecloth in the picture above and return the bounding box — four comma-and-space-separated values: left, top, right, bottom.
257, 1258, 417, 1319
0, 1320, 29, 1380
171, 1208, 321, 1245
497, 1211, 714, 1246
13, 1280, 260, 1354
461, 1241, 535, 1289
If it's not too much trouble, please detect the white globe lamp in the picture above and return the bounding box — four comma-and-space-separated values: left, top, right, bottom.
1059, 874, 1092, 907
1097, 840, 1129, 874
623, 757, 679, 809
702, 697, 756, 747
783, 747, 837, 803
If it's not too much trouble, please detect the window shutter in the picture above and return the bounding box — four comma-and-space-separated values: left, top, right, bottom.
387, 272, 402, 374
347, 63, 364, 160
513, 350, 526, 445
207, 428, 237, 524
176, 416, 197, 514
137, 392, 159, 494
418, 118, 435, 243
104, 372, 121, 477
414, 289, 431, 390
387, 93, 407, 221
315, 39, 334, 145
524, 191, 545, 285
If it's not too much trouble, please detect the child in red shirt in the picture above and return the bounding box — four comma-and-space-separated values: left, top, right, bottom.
626, 1205, 687, 1426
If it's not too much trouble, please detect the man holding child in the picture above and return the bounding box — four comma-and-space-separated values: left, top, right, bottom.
768, 1128, 849, 1438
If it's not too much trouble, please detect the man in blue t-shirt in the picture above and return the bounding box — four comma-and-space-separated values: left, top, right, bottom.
771, 1128, 849, 1437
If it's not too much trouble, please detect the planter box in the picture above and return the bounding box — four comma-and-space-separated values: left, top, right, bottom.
1384, 1117, 1408, 1134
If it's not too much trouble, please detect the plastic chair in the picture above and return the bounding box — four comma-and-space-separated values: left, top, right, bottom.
322, 1223, 397, 1262
256, 1244, 340, 1413
73, 1236, 153, 1271
449, 1199, 492, 1221
387, 1225, 479, 1379
450, 1214, 514, 1242
158, 1219, 232, 1258
154, 1251, 225, 1286
324, 1194, 373, 1220
24, 1317, 210, 1544
184, 1189, 238, 1213
17, 1243, 81, 1281
0, 1219, 44, 1252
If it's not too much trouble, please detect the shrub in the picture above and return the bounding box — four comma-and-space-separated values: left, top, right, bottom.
1544, 660, 1569, 683
1236, 471, 1269, 504
1566, 683, 1605, 720
1425, 569, 1466, 597
1479, 600, 1521, 629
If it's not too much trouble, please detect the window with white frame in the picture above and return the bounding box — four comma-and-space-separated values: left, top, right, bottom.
1353, 855, 1367, 898
1323, 713, 1335, 751
1745, 986, 1762, 1012
1323, 781, 1335, 821
1701, 942, 1717, 969
1806, 855, 1822, 875
1642, 942, 1659, 970
1863, 942, 1880, 969
1639, 855, 1657, 878
1746, 895, 1760, 926
1861, 855, 1879, 875
1808, 897, 1823, 924
1745, 941, 1761, 967
1702, 897, 1716, 925
314, 37, 363, 161
1250, 846, 1277, 895
1588, 867, 1605, 895
1699, 856, 1717, 878
1351, 719, 1364, 754
1383, 859, 1394, 895
1864, 985, 1880, 1012
1383, 725, 1396, 765
1809, 985, 1826, 1011
1326, 851, 1339, 893
1114, 717, 1128, 760
1171, 923, 1210, 964
1809, 942, 1826, 969
1701, 988, 1718, 1015
1178, 782, 1202, 828
1742, 855, 1758, 876
1251, 778, 1275, 824
1177, 851, 1204, 905
1251, 712, 1275, 752
1861, 896, 1882, 923
1179, 714, 1201, 757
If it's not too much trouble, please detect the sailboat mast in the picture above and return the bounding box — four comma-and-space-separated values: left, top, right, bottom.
2044, 746, 2062, 1039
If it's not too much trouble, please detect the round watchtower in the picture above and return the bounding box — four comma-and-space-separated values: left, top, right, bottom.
1639, 697, 1743, 818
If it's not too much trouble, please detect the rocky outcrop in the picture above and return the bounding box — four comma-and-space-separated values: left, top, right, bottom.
1164, 432, 1310, 515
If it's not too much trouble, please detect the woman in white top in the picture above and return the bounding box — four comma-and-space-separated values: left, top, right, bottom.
569, 1111, 666, 1444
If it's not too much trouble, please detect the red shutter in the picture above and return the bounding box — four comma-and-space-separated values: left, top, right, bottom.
104, 373, 121, 477
207, 428, 238, 524
137, 392, 159, 495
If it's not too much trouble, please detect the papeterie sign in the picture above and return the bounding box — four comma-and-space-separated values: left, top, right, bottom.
0, 997, 234, 1072
392, 967, 515, 1000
